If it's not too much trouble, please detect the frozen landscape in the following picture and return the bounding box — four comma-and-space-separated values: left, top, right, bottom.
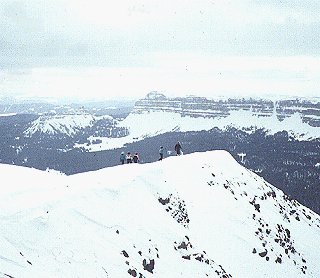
0, 94, 319, 216
74, 93, 320, 151
1, 151, 319, 277
1, 1, 320, 277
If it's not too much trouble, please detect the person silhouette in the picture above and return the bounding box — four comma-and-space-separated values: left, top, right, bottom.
132, 152, 140, 163
120, 151, 125, 164
126, 152, 133, 163
159, 146, 164, 160
174, 141, 182, 155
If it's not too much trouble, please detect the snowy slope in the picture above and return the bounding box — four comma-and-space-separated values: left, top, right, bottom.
0, 151, 320, 278
76, 93, 320, 152
24, 114, 95, 136
24, 114, 113, 137
78, 109, 320, 152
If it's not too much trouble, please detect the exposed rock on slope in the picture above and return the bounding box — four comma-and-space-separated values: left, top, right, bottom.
0, 151, 319, 277
135, 92, 320, 127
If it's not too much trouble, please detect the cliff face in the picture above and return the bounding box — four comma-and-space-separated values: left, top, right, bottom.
134, 92, 320, 127
275, 99, 320, 127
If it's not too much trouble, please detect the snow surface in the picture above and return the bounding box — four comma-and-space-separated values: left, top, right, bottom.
24, 114, 95, 136
0, 113, 17, 117
24, 114, 113, 137
79, 109, 320, 152
0, 151, 319, 278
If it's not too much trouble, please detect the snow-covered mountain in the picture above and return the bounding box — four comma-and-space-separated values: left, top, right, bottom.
77, 92, 320, 152
1, 151, 319, 277
134, 92, 320, 125
23, 113, 97, 137
22, 112, 130, 140
0, 99, 132, 139
0, 98, 135, 117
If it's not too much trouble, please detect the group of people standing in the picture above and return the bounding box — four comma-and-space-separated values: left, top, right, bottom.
120, 151, 140, 164
119, 141, 183, 165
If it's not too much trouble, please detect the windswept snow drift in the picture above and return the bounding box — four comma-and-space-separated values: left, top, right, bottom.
0, 151, 319, 277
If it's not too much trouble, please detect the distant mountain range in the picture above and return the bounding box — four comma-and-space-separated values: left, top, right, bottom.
136, 91, 320, 126
0, 93, 319, 215
0, 99, 134, 118
76, 92, 319, 152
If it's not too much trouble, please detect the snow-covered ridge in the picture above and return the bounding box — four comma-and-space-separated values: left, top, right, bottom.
0, 113, 17, 117
24, 114, 113, 137
134, 92, 320, 127
80, 105, 319, 152
74, 93, 319, 152
0, 151, 319, 277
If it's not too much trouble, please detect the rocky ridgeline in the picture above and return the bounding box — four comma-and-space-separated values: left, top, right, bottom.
134, 92, 320, 127
206, 165, 320, 276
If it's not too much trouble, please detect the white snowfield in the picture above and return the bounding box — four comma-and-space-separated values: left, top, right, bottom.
0, 151, 319, 278
24, 114, 113, 137
24, 114, 96, 137
81, 109, 320, 152
0, 113, 17, 117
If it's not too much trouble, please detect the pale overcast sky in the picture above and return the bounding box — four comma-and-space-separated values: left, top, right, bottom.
0, 0, 319, 101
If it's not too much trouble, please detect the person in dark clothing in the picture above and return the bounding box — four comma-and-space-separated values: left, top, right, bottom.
126, 152, 133, 163
132, 152, 140, 163
159, 146, 164, 160
174, 141, 182, 155
120, 151, 125, 164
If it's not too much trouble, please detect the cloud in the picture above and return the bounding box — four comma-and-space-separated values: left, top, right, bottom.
1, 0, 320, 69
0, 1, 319, 99
1, 54, 319, 100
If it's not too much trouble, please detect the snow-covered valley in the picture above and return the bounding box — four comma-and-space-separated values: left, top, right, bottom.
1, 151, 319, 277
